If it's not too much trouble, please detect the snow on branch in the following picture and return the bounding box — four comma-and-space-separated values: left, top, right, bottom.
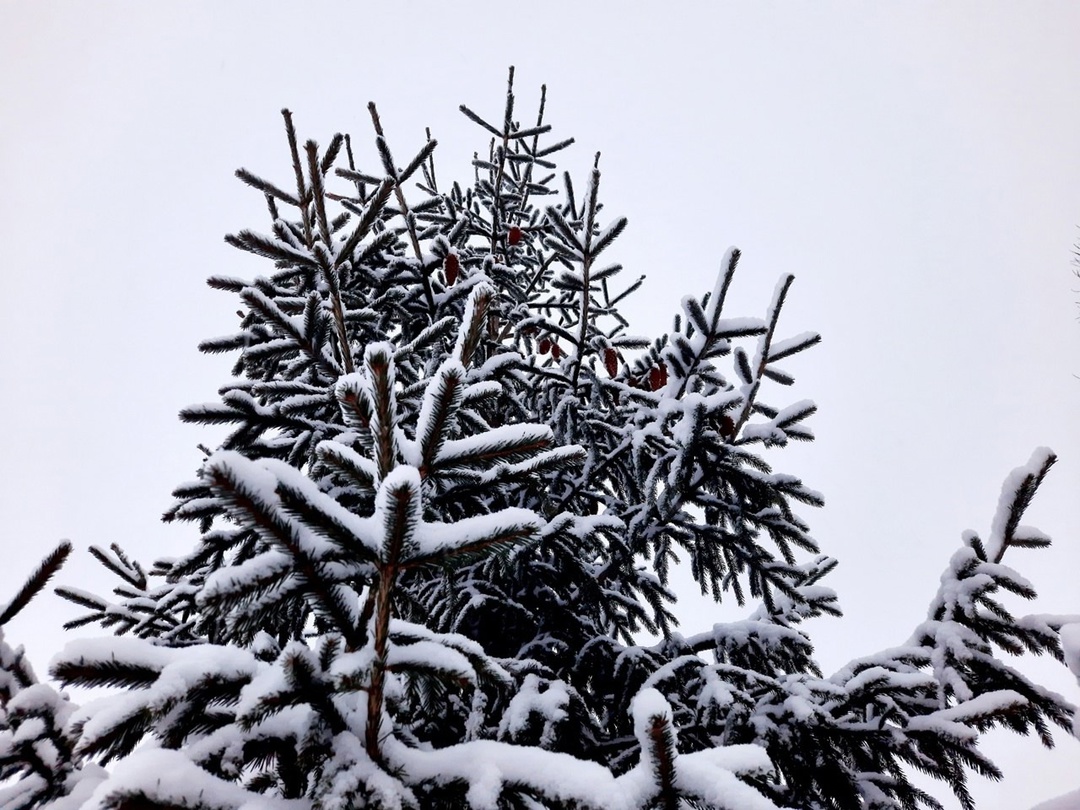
83, 747, 303, 810
379, 689, 779, 810
986, 446, 1056, 564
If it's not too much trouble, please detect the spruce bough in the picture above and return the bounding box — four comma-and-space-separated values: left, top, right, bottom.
1, 70, 1074, 810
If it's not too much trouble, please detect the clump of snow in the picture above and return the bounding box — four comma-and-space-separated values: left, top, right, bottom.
986, 446, 1055, 562
1059, 623, 1080, 684
499, 674, 569, 746
84, 748, 304, 810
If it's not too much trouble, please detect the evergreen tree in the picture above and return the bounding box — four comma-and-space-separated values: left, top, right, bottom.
4, 70, 1074, 809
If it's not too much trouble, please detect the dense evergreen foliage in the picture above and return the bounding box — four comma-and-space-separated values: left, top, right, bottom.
2, 71, 1074, 810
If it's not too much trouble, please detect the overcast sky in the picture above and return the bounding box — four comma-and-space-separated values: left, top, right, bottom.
1, 4, 1078, 808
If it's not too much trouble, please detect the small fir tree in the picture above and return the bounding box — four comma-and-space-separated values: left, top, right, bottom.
3, 70, 1075, 809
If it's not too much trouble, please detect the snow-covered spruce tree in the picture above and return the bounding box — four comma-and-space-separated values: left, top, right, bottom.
19, 70, 1072, 808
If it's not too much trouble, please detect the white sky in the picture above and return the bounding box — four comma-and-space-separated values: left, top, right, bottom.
1, 3, 1078, 808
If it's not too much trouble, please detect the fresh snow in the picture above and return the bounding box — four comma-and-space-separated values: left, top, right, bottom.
986, 446, 1055, 563
498, 674, 569, 745
83, 748, 304, 810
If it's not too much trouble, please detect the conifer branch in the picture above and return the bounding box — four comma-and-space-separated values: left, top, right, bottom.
515, 84, 561, 218
648, 713, 679, 810
568, 160, 603, 392
202, 456, 364, 651
224, 229, 319, 269
367, 101, 436, 316
416, 362, 465, 476
234, 168, 301, 208
486, 66, 516, 261
0, 541, 71, 627
366, 472, 417, 762
305, 141, 334, 250
364, 344, 399, 482
672, 247, 742, 401
281, 109, 313, 248
333, 176, 394, 271
731, 273, 794, 440
988, 447, 1056, 564
455, 284, 494, 367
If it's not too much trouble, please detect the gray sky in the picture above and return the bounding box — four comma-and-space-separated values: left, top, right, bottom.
1, 3, 1078, 808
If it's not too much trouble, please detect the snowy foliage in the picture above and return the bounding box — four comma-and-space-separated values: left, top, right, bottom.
4, 71, 1075, 809
0, 544, 107, 809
